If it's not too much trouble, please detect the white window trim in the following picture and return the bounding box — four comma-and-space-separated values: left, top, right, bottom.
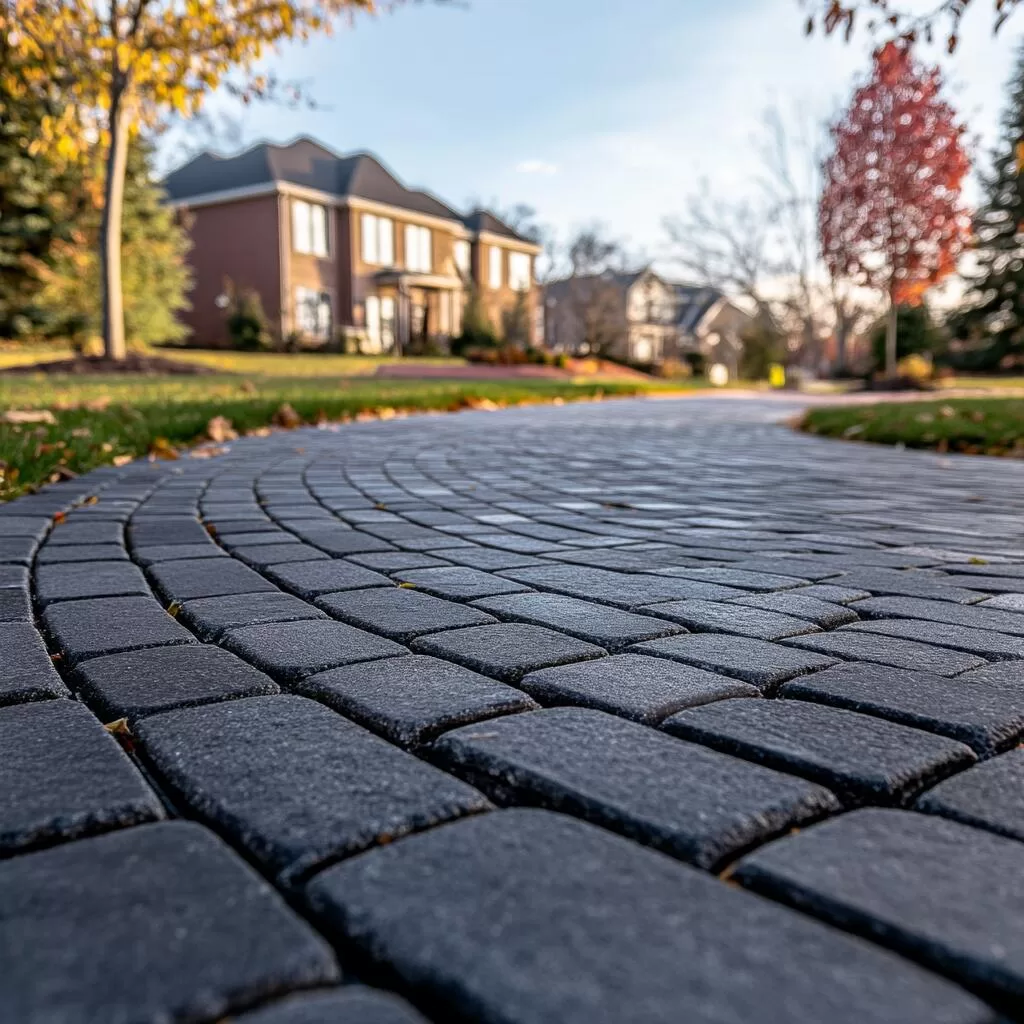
295, 286, 332, 340
293, 199, 329, 257
454, 239, 471, 276
489, 245, 503, 290
508, 251, 531, 292
404, 224, 432, 273
361, 213, 394, 267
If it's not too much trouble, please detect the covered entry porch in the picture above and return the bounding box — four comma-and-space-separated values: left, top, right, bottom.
367, 270, 464, 355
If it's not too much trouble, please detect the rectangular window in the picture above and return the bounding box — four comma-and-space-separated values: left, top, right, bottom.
379, 218, 394, 266
381, 296, 396, 352
292, 200, 329, 257
361, 213, 378, 264
404, 224, 432, 272
489, 245, 503, 289
361, 213, 394, 266
295, 286, 331, 340
292, 200, 311, 255
310, 204, 327, 257
508, 251, 531, 292
454, 239, 471, 276
365, 295, 381, 351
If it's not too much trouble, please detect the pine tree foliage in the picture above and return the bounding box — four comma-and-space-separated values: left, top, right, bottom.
961, 42, 1024, 370
39, 137, 192, 348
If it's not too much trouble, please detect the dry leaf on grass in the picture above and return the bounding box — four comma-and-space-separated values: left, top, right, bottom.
147, 437, 179, 460
462, 397, 500, 411
1, 409, 56, 425
206, 415, 238, 442
83, 396, 112, 412
273, 402, 302, 428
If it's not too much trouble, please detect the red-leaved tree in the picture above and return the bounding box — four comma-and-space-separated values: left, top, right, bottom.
819, 42, 970, 377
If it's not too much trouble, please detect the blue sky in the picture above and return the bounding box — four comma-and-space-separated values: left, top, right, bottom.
170, 0, 1021, 259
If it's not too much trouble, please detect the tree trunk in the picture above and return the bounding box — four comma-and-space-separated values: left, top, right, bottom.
885, 299, 898, 380
100, 96, 130, 362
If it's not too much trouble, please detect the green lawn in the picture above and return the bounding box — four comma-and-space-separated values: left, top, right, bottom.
0, 372, 676, 500
800, 397, 1024, 456
0, 346, 465, 376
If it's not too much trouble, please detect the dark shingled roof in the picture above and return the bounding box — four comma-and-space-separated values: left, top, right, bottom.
461, 209, 532, 244
544, 270, 649, 304
163, 136, 463, 222
673, 285, 725, 333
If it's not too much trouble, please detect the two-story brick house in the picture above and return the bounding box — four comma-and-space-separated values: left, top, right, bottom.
163, 137, 541, 351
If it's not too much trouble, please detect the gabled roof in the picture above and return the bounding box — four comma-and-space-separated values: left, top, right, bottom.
163, 136, 464, 222
462, 209, 532, 244
544, 268, 652, 303
672, 284, 725, 333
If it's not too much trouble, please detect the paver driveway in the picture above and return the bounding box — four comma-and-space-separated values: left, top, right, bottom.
1, 394, 1023, 1023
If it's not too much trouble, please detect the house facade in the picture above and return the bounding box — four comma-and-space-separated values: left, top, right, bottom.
672, 284, 749, 380
543, 269, 678, 363
544, 268, 752, 378
163, 137, 541, 351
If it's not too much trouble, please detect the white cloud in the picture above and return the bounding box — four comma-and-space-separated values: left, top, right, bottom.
516, 159, 559, 175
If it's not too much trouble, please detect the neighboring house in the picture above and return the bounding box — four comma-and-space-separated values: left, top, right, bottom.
543, 269, 753, 376
673, 285, 751, 380
163, 136, 541, 350
544, 268, 678, 363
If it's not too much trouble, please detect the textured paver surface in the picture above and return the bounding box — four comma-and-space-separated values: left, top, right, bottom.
3, 393, 1024, 1022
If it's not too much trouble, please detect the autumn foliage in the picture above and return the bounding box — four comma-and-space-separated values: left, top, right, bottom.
1, 0, 377, 360
820, 42, 970, 320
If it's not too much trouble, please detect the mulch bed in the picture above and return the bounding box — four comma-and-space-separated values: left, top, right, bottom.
0, 354, 221, 376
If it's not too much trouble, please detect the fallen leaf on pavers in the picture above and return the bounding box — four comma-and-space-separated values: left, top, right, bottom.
52, 512, 66, 525
205, 523, 218, 536
112, 454, 133, 466
247, 426, 272, 438
273, 403, 302, 429
1, 409, 56, 425
206, 416, 238, 442
104, 717, 135, 753
83, 396, 111, 412
167, 601, 182, 617
148, 437, 179, 460
189, 445, 228, 459
49, 466, 78, 482
397, 582, 417, 589
463, 397, 500, 411
968, 556, 988, 564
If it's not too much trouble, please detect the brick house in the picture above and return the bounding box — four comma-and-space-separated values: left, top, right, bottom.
163, 137, 541, 351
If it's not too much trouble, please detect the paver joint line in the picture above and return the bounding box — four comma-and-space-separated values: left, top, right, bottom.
1, 395, 1021, 1023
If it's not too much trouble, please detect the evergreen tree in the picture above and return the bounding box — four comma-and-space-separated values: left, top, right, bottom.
961, 42, 1024, 370
40, 137, 192, 349
501, 290, 531, 346
0, 44, 84, 338
868, 303, 946, 372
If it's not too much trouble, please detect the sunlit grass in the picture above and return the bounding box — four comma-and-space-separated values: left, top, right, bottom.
0, 346, 465, 376
800, 397, 1024, 456
0, 373, 678, 500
